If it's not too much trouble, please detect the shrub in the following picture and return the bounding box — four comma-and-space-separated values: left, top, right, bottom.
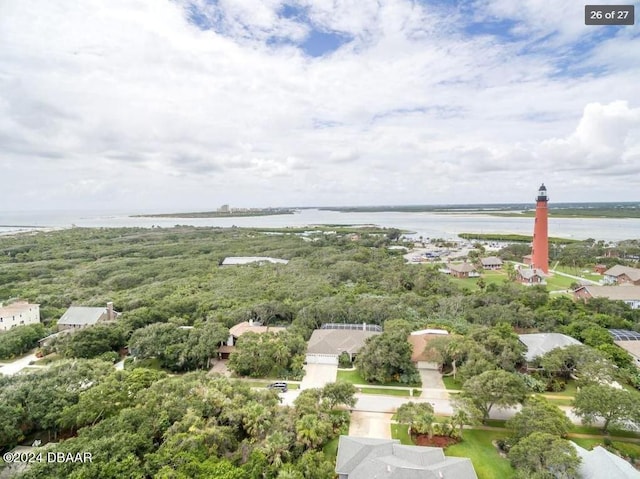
338, 352, 352, 368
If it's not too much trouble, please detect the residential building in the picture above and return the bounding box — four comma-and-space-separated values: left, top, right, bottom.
220, 256, 289, 266
573, 285, 640, 309
335, 436, 478, 479
57, 302, 118, 331
305, 324, 381, 365
480, 256, 503, 270
572, 443, 640, 478
518, 333, 582, 363
0, 301, 40, 332
218, 320, 285, 359
609, 329, 640, 369
446, 262, 479, 279
603, 265, 640, 285
408, 329, 449, 370
516, 267, 546, 285
593, 264, 608, 275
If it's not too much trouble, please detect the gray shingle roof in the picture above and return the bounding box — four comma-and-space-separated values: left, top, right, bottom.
604, 265, 640, 282
480, 256, 503, 266
578, 285, 640, 301
58, 307, 107, 326
335, 436, 478, 479
307, 329, 380, 356
518, 333, 582, 362
573, 444, 640, 478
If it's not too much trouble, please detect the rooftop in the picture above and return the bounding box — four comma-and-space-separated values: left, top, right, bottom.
221, 256, 289, 265
0, 301, 39, 316
229, 321, 286, 337
307, 329, 380, 356
573, 444, 640, 479
518, 333, 582, 362
58, 306, 109, 326
604, 265, 640, 282
578, 285, 640, 301
335, 436, 477, 479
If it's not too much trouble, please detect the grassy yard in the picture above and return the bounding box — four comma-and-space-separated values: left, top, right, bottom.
323, 437, 340, 459
360, 387, 412, 396
570, 438, 602, 449
553, 265, 602, 282
442, 376, 462, 390
336, 369, 420, 388
34, 353, 61, 365
390, 424, 414, 445
544, 273, 579, 291
448, 270, 511, 292
446, 429, 515, 479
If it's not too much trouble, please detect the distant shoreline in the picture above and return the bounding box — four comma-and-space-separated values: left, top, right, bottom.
132, 209, 295, 219
317, 205, 640, 219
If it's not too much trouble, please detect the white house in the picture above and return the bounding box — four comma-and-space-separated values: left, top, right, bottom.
0, 301, 40, 332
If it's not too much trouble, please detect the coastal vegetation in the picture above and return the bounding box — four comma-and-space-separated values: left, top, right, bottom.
458, 233, 579, 244
1, 226, 640, 477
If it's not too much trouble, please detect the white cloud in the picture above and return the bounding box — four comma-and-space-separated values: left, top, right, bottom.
0, 0, 639, 211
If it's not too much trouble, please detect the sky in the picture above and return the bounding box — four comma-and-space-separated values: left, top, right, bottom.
1, 0, 639, 211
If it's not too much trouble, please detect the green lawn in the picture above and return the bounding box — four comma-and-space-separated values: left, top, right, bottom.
125, 358, 162, 370
360, 387, 412, 396
390, 424, 414, 445
544, 274, 579, 291
446, 429, 515, 479
570, 425, 640, 439
336, 369, 420, 387
570, 438, 602, 449
541, 396, 574, 407
442, 376, 462, 390
323, 437, 340, 459
553, 265, 602, 282
546, 379, 578, 397
448, 271, 512, 292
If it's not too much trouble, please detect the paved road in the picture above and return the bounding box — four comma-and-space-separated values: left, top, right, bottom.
280, 390, 599, 427
0, 353, 40, 376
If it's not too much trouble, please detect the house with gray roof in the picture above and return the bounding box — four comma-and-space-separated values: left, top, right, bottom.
480, 256, 503, 270
335, 436, 477, 479
516, 267, 546, 285
603, 265, 640, 285
573, 443, 640, 478
518, 333, 582, 362
57, 302, 118, 331
574, 285, 640, 309
306, 326, 380, 365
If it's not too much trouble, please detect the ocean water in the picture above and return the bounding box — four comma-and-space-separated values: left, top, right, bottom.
0, 209, 638, 241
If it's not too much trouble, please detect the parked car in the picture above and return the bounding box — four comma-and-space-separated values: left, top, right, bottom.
266, 382, 288, 392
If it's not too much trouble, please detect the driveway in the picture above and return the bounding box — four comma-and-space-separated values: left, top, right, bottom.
349, 411, 393, 439
0, 353, 39, 376
300, 364, 337, 389
418, 368, 449, 399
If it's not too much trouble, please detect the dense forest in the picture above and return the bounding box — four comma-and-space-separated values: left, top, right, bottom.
1, 226, 640, 477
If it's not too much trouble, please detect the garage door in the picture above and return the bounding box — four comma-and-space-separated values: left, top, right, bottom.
305, 354, 338, 365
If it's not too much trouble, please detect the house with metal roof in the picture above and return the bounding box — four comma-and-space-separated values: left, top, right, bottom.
518, 333, 582, 362
573, 443, 640, 478
335, 436, 478, 479
603, 265, 640, 285
57, 302, 118, 331
574, 285, 640, 309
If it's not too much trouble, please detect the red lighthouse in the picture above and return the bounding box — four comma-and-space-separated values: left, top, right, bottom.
531, 183, 549, 274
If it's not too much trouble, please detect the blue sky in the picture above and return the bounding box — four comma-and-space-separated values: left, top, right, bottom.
1, 0, 639, 211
